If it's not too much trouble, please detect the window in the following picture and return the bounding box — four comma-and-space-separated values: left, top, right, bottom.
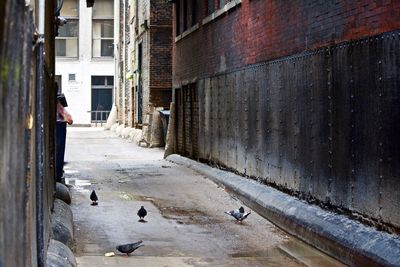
56, 0, 79, 57
175, 1, 180, 36
175, 0, 199, 36
207, 0, 215, 15
55, 75, 62, 94
92, 0, 114, 58
206, 0, 232, 16
91, 76, 114, 121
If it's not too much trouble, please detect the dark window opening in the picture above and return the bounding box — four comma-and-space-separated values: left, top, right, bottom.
207, 0, 214, 15
175, 0, 180, 36
91, 76, 113, 121
183, 0, 188, 32
137, 43, 143, 124
191, 0, 199, 27
176, 0, 199, 35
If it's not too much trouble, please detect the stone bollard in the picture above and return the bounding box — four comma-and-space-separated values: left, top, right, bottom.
47, 239, 76, 267
51, 199, 74, 248
55, 182, 71, 204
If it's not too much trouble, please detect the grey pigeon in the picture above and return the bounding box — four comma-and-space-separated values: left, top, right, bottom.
137, 206, 147, 221
225, 206, 251, 222
90, 190, 98, 206
116, 240, 144, 256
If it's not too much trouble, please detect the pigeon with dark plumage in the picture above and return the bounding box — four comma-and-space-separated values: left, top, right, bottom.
225, 206, 251, 222
116, 240, 144, 256
90, 190, 98, 206
137, 206, 147, 222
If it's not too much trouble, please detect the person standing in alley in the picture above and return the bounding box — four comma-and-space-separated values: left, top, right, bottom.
56, 83, 73, 182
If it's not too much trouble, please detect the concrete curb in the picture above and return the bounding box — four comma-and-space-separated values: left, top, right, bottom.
51, 199, 74, 249
47, 239, 76, 267
166, 154, 400, 267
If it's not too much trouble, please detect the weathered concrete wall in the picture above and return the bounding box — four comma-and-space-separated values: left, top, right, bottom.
174, 30, 400, 232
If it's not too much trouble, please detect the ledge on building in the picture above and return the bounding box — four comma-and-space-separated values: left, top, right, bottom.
202, 0, 242, 26
175, 23, 199, 43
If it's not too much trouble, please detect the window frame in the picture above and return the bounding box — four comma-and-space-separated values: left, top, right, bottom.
56, 0, 79, 58
92, 0, 114, 59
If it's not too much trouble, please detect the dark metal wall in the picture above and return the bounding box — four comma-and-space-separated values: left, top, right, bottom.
175, 30, 400, 231
0, 1, 56, 266
0, 2, 35, 266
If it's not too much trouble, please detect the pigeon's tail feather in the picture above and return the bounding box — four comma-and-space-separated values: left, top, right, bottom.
239, 212, 251, 221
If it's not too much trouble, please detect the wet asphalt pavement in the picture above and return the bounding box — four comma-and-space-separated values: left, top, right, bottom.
65, 128, 345, 267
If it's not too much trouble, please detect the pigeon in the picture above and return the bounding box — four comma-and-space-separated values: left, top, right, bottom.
116, 240, 144, 256
90, 190, 98, 206
137, 206, 147, 221
225, 206, 251, 222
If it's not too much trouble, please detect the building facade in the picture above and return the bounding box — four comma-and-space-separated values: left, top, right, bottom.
56, 0, 116, 125
116, 0, 172, 128
170, 0, 400, 232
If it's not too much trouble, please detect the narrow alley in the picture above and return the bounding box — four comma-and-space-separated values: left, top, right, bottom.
65, 128, 343, 267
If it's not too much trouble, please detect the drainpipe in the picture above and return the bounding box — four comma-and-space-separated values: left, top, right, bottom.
35, 0, 46, 266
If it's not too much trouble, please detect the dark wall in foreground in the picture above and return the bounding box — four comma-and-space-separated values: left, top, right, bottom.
0, 1, 56, 266
174, 31, 400, 231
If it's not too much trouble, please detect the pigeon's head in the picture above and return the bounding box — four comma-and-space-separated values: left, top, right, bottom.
239, 206, 245, 213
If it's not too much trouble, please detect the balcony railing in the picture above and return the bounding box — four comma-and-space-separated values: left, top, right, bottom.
89, 110, 110, 126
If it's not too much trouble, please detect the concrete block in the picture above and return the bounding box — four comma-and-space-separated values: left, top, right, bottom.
104, 105, 117, 130
47, 239, 76, 267
51, 199, 74, 248
116, 124, 125, 136
110, 123, 119, 132
122, 127, 133, 139
129, 129, 143, 144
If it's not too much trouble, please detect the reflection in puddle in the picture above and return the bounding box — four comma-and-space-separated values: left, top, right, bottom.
64, 169, 80, 175
65, 178, 92, 187
230, 249, 283, 258
65, 178, 92, 193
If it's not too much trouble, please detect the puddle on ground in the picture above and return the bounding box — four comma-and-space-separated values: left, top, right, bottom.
278, 239, 345, 267
65, 178, 92, 187
228, 239, 345, 267
116, 168, 164, 179
64, 169, 80, 175
116, 193, 220, 225
229, 248, 287, 258
65, 178, 92, 193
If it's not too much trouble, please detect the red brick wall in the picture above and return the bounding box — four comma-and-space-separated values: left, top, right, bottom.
173, 0, 400, 83
149, 1, 172, 108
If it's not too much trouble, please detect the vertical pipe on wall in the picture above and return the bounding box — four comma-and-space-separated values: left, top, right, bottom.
35, 0, 45, 266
